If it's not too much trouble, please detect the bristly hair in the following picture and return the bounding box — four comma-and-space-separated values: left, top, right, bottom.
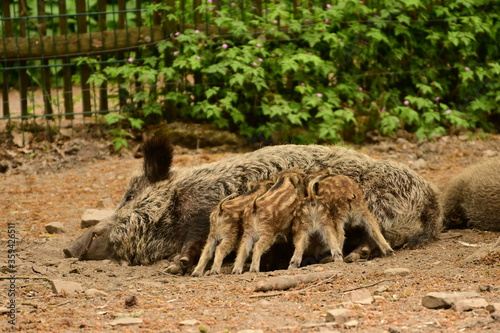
142, 136, 174, 183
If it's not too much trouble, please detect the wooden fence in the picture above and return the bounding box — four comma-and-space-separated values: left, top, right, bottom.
1, 0, 328, 124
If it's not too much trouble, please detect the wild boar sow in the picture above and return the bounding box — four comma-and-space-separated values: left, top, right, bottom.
64, 136, 442, 273
441, 157, 500, 231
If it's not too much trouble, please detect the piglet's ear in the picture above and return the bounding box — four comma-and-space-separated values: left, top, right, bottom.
142, 136, 173, 183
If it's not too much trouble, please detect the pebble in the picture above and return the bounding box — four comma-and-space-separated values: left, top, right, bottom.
350, 289, 373, 305
81, 209, 114, 228
384, 268, 410, 276
421, 291, 481, 309
486, 303, 500, 313
45, 222, 66, 234
109, 317, 143, 326
84, 288, 108, 297
179, 319, 199, 326
410, 158, 428, 170
0, 307, 10, 314
482, 150, 497, 157
453, 298, 489, 312
325, 308, 351, 324
237, 330, 264, 333
344, 320, 358, 328
50, 279, 83, 294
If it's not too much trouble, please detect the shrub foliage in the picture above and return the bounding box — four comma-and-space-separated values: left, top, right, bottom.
93, 0, 500, 145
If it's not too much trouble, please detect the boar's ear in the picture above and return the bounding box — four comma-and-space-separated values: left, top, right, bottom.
142, 136, 174, 183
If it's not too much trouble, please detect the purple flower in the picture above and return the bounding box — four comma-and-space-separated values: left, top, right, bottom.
381, 107, 386, 113
258, 58, 263, 62
194, 30, 200, 34
317, 93, 323, 98
278, 53, 282, 57
175, 32, 180, 36
404, 100, 410, 105
262, 9, 267, 13
360, 0, 364, 3
173, 51, 179, 56
300, 82, 305, 86
325, 19, 330, 24
127, 58, 134, 63
445, 109, 452, 114
256, 43, 262, 47
207, 0, 212, 2
222, 43, 228, 49
396, 119, 400, 123
273, 20, 278, 24
305, 19, 309, 23
435, 97, 441, 102
231, 2, 236, 6
196, 56, 201, 60
308, 52, 312, 55
465, 67, 470, 71
358, 87, 363, 91
326, 4, 332, 8
252, 62, 258, 66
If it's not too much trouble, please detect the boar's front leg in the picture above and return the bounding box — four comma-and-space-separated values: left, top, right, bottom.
166, 214, 210, 275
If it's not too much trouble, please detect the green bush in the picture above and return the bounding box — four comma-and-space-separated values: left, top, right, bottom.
91, 0, 500, 146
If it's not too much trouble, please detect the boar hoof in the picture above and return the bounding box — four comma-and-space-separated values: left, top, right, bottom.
344, 253, 360, 263
179, 256, 190, 267
165, 264, 183, 275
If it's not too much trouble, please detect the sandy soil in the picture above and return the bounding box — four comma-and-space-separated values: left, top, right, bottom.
0, 131, 499, 332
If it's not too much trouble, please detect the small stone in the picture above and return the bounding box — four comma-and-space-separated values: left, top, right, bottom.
0, 307, 10, 314
454, 298, 489, 312
344, 320, 358, 327
50, 279, 83, 294
373, 295, 385, 301
237, 330, 264, 333
179, 319, 199, 326
84, 288, 108, 297
384, 268, 410, 276
388, 327, 402, 333
491, 312, 500, 321
125, 295, 138, 307
482, 150, 497, 157
326, 308, 351, 324
81, 209, 114, 228
109, 317, 143, 326
350, 289, 373, 305
478, 285, 491, 292
12, 131, 33, 147
45, 222, 66, 234
486, 303, 500, 313
59, 128, 73, 138
410, 158, 428, 170
421, 291, 481, 309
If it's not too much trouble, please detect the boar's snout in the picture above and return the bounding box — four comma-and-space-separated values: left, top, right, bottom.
63, 227, 114, 260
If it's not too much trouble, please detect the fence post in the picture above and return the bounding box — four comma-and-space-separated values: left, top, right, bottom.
98, 0, 109, 114
76, 1, 92, 117
58, 0, 74, 119
37, 0, 54, 119
1, 1, 13, 118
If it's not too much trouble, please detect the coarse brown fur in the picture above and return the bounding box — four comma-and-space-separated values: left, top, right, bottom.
441, 157, 500, 232
65, 137, 442, 274
191, 180, 274, 277
232, 170, 306, 274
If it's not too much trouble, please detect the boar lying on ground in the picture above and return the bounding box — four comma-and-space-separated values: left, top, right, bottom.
232, 170, 306, 274
289, 172, 394, 269
64, 136, 442, 274
441, 157, 500, 232
191, 180, 274, 277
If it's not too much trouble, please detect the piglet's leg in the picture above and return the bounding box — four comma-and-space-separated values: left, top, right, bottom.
232, 233, 254, 274
210, 232, 238, 275
192, 235, 218, 277
289, 229, 309, 269
249, 233, 276, 273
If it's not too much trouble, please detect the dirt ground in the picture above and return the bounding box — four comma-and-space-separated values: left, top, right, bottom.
0, 129, 499, 332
